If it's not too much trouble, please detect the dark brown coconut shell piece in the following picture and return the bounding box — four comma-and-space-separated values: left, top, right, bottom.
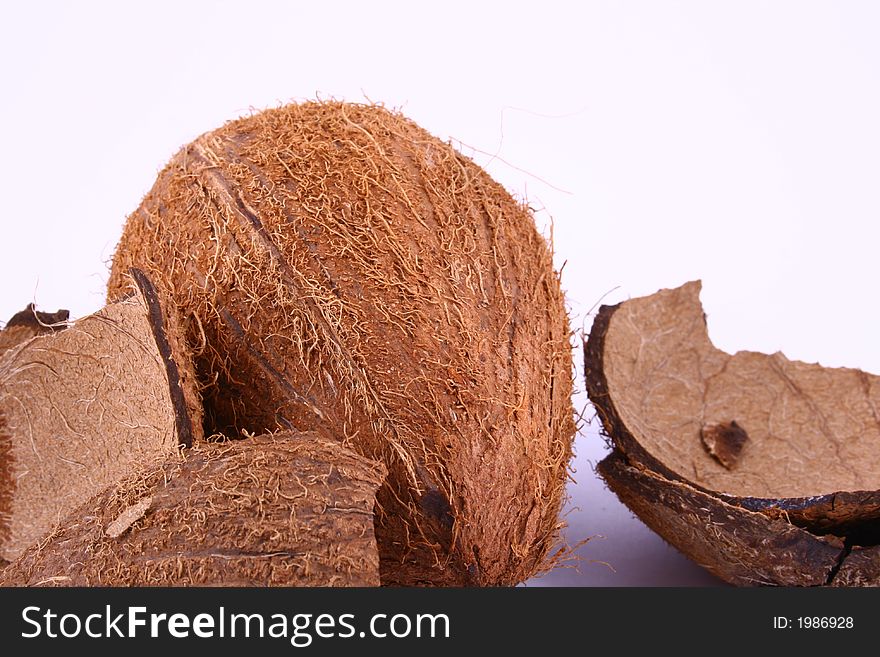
0, 432, 386, 586
586, 281, 880, 585
598, 452, 847, 586
0, 271, 202, 561
108, 101, 576, 586
0, 304, 69, 356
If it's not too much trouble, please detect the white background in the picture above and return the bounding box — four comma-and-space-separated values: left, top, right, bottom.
2, 1, 878, 586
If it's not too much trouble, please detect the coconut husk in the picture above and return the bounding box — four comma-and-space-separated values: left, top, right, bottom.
0, 304, 69, 356
586, 280, 880, 585
108, 101, 576, 586
0, 270, 202, 561
0, 432, 386, 586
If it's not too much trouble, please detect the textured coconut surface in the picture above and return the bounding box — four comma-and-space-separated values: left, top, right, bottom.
830, 545, 880, 586
585, 281, 880, 585
108, 101, 576, 586
0, 272, 202, 561
0, 432, 387, 587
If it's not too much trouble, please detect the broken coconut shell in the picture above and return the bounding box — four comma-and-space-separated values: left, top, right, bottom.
0, 432, 386, 586
108, 101, 576, 586
0, 269, 202, 561
0, 304, 69, 356
585, 281, 880, 585
598, 451, 846, 586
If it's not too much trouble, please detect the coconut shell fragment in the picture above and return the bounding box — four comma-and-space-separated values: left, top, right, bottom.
0, 304, 69, 356
598, 451, 845, 586
585, 281, 880, 585
0, 271, 202, 561
0, 433, 387, 587
108, 101, 576, 586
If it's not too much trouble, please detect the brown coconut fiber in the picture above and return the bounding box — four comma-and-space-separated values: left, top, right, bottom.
0, 270, 202, 562
0, 432, 386, 586
585, 281, 880, 585
108, 101, 576, 586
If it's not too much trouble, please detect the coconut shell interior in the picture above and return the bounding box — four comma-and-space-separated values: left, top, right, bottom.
108, 101, 576, 586
0, 432, 387, 587
0, 271, 202, 560
585, 281, 880, 585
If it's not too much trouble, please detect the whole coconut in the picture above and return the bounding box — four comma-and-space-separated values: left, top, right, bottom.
109, 101, 575, 586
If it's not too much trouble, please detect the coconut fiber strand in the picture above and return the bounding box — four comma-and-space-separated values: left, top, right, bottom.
0, 270, 202, 562
108, 101, 576, 586
585, 281, 880, 585
0, 432, 386, 586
